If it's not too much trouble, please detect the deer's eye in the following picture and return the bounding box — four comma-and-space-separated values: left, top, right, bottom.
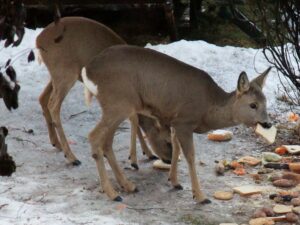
250, 103, 257, 109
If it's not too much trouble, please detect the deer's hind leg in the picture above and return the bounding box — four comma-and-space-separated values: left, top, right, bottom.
48, 69, 80, 165
39, 81, 62, 150
89, 111, 136, 201
129, 115, 139, 170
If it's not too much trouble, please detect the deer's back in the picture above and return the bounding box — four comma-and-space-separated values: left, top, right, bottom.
87, 45, 226, 122
36, 17, 125, 75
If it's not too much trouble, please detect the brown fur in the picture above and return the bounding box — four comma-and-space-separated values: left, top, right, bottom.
36, 17, 171, 167
82, 45, 272, 202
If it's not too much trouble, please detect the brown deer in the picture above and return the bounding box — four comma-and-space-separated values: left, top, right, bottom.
81, 45, 272, 203
36, 17, 172, 168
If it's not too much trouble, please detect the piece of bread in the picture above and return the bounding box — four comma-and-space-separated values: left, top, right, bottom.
213, 191, 233, 200
283, 145, 300, 154
255, 124, 277, 144
207, 130, 233, 142
153, 159, 171, 170
233, 185, 263, 196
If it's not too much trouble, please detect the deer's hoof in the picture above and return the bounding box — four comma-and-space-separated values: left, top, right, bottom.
174, 184, 183, 190
131, 163, 139, 170
113, 196, 123, 202
72, 160, 81, 166
149, 155, 158, 160
133, 187, 139, 193
199, 199, 211, 204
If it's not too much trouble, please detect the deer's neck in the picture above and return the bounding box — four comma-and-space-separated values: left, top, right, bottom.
200, 91, 238, 132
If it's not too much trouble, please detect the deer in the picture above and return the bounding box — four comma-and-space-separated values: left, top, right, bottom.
0, 70, 20, 110
36, 17, 172, 169
81, 45, 272, 203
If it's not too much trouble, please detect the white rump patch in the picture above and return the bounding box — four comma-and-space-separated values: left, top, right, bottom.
81, 67, 98, 95
81, 67, 98, 107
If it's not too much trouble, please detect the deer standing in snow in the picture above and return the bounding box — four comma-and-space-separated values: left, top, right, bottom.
36, 17, 172, 168
82, 45, 272, 203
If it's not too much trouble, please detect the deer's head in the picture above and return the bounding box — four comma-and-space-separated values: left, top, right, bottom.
0, 72, 20, 110
233, 67, 272, 128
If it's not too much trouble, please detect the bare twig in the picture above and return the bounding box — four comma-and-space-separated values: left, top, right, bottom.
68, 110, 87, 120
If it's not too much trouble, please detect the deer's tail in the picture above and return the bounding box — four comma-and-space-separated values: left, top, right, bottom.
81, 67, 98, 107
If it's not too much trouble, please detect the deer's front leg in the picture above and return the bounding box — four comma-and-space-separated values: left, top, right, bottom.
168, 127, 182, 190
174, 126, 210, 204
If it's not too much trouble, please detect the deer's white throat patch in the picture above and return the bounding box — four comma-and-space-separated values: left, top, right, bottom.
81, 67, 98, 95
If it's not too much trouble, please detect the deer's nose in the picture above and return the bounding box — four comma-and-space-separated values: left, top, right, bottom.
260, 122, 272, 129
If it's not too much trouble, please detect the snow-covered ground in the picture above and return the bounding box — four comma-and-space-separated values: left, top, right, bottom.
0, 28, 296, 225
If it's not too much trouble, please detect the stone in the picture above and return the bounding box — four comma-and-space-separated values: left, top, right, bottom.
262, 152, 282, 163
291, 197, 300, 206
292, 206, 300, 215
273, 204, 293, 214
219, 224, 238, 225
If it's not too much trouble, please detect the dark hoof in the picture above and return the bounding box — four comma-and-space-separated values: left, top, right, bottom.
113, 196, 123, 202
133, 187, 139, 193
142, 152, 146, 155
162, 159, 171, 164
72, 160, 81, 166
131, 163, 139, 170
128, 155, 131, 160
174, 184, 183, 190
200, 199, 211, 204
149, 155, 159, 160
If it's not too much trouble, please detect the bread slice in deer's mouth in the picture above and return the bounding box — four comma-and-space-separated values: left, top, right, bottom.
255, 123, 277, 144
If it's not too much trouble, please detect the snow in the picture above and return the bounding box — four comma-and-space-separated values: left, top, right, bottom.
0, 28, 293, 224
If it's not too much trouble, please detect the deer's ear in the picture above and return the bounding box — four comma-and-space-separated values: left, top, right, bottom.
251, 67, 272, 88
237, 71, 250, 94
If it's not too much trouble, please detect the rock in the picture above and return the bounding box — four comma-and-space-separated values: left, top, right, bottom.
249, 217, 274, 225
273, 204, 293, 214
286, 212, 299, 223
233, 185, 263, 196
215, 161, 225, 176
213, 191, 233, 200
292, 206, 300, 215
219, 224, 238, 225
261, 207, 275, 217
289, 162, 300, 173
282, 172, 300, 183
272, 179, 297, 188
291, 197, 300, 206
262, 152, 282, 163
252, 210, 267, 218
237, 156, 261, 166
